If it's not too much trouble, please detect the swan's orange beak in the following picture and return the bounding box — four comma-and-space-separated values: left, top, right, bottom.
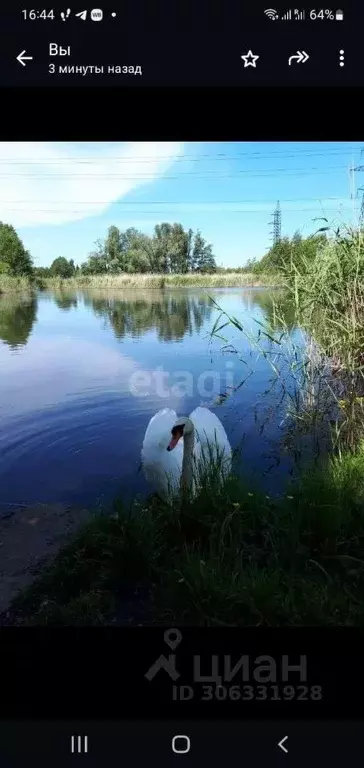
167, 435, 180, 451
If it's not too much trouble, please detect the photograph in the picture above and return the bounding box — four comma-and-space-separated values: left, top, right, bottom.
1, 140, 364, 626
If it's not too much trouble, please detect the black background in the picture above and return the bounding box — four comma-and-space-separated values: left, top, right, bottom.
0, 86, 363, 141
0, 628, 362, 718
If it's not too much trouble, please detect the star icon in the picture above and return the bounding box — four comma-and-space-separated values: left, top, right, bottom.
241, 50, 260, 68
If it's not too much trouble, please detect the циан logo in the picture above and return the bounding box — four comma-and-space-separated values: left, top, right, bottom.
144, 629, 321, 703
145, 628, 182, 681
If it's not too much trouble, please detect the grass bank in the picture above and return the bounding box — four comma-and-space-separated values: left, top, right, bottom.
5, 446, 364, 626
41, 272, 277, 291
0, 275, 37, 294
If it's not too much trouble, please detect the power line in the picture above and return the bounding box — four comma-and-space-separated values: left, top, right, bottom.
0, 149, 360, 164
0, 196, 351, 204
1, 207, 359, 215
0, 166, 349, 180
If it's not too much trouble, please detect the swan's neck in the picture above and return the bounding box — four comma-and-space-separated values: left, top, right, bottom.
181, 430, 194, 494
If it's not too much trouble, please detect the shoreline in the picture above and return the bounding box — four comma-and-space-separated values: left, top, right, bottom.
0, 272, 279, 294
2, 447, 364, 626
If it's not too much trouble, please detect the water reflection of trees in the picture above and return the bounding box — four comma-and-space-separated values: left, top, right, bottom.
0, 294, 38, 349
53, 292, 78, 311
243, 288, 296, 331
82, 290, 214, 342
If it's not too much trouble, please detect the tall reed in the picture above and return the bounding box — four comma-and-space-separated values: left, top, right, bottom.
209, 227, 364, 458
41, 272, 277, 290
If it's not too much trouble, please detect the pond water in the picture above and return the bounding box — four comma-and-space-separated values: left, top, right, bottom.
0, 287, 299, 511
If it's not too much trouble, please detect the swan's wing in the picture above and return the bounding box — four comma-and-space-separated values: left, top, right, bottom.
189, 406, 232, 474
141, 408, 183, 497
143, 409, 178, 450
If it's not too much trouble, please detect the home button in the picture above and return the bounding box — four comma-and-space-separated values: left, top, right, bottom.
172, 735, 191, 754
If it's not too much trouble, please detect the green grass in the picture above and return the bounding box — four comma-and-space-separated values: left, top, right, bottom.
41, 272, 278, 290
0, 275, 37, 294
208, 227, 364, 456
0, 270, 280, 294
6, 446, 364, 626
272, 227, 364, 451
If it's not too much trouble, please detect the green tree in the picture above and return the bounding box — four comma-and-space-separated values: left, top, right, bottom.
153, 223, 188, 272
80, 222, 217, 275
34, 266, 51, 278
125, 247, 151, 272
170, 224, 194, 273
255, 232, 328, 275
0, 222, 33, 276
191, 230, 216, 272
50, 257, 75, 278
81, 239, 108, 274
104, 226, 124, 273
244, 258, 258, 272
153, 223, 173, 272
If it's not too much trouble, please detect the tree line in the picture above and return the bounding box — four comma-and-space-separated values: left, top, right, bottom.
0, 218, 330, 280
247, 230, 328, 275
0, 221, 217, 278
79, 223, 217, 275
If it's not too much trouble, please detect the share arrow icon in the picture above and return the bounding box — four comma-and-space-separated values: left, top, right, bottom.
288, 50, 309, 65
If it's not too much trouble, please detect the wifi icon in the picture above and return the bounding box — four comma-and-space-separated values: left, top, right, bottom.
264, 8, 279, 19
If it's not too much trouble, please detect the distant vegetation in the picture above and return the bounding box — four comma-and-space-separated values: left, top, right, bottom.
33, 223, 218, 278
1, 218, 331, 295
0, 219, 279, 293
43, 272, 273, 290
80, 223, 217, 274
243, 229, 329, 275
0, 222, 34, 281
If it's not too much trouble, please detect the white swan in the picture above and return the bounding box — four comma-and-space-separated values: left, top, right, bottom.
141, 407, 232, 499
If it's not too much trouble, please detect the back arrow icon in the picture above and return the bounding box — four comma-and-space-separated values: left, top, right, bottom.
17, 50, 34, 67
288, 50, 309, 65
278, 736, 288, 753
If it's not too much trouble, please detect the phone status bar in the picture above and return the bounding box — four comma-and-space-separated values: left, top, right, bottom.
20, 9, 117, 21
263, 8, 344, 21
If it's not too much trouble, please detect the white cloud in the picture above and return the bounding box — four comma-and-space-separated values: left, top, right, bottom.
0, 142, 183, 227
0, 335, 185, 420
0, 336, 139, 417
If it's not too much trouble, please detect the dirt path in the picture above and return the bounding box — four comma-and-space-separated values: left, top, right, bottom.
0, 503, 91, 616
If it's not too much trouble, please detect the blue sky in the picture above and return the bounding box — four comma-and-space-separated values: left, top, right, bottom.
0, 141, 363, 268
